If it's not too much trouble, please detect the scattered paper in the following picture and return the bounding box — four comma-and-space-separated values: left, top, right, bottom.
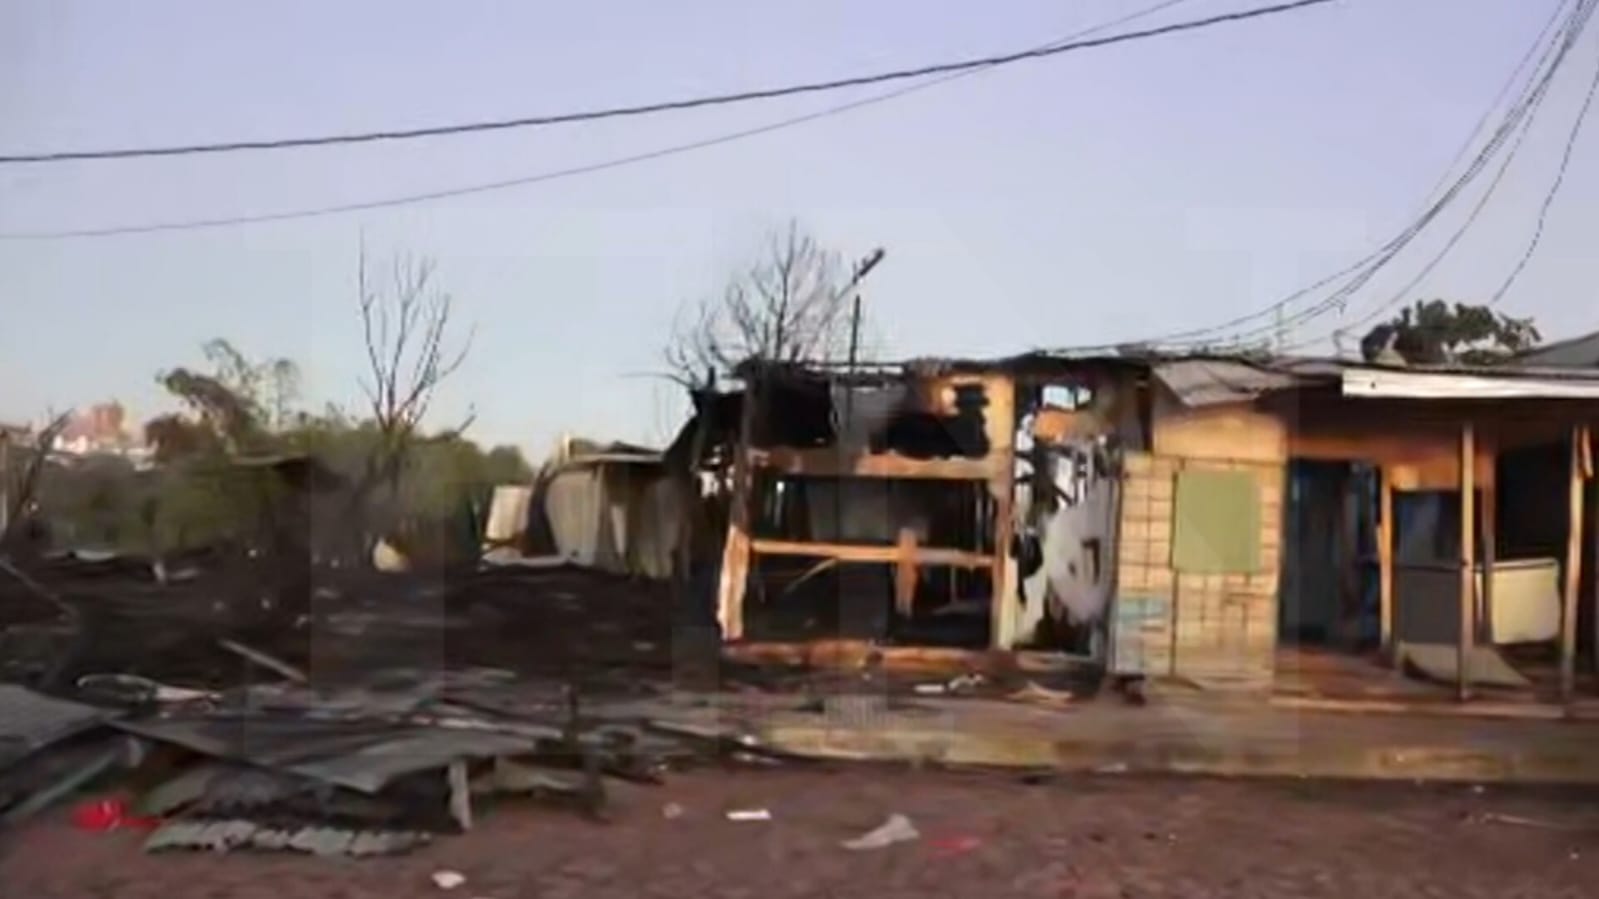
1471, 812, 1568, 830
432, 870, 467, 890
842, 813, 919, 850
726, 808, 772, 822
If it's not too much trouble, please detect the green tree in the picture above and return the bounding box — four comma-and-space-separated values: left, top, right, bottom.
145, 339, 301, 461
1360, 300, 1540, 365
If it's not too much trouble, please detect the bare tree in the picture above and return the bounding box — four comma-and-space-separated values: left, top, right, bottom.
667, 221, 861, 388
351, 246, 474, 516
0, 412, 69, 550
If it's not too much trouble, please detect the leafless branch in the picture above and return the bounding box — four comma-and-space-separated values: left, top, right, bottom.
357, 249, 471, 452
666, 221, 856, 388
345, 247, 474, 561
1, 412, 69, 549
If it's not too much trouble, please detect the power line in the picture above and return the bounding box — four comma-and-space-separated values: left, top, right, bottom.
1153, 0, 1592, 355
1278, 0, 1598, 352
1219, 0, 1593, 349
0, 0, 1339, 165
0, 0, 1207, 240
1095, 0, 1576, 350
1489, 21, 1599, 306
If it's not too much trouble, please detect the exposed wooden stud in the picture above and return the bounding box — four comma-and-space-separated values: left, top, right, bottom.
988, 378, 1019, 650
893, 527, 920, 619
1458, 423, 1475, 703
716, 527, 751, 640
749, 446, 1002, 481
715, 385, 758, 641
748, 538, 993, 568
722, 639, 1079, 676
1378, 466, 1395, 664
1562, 426, 1587, 701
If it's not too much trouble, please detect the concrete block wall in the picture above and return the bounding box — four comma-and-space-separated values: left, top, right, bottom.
1114, 452, 1284, 687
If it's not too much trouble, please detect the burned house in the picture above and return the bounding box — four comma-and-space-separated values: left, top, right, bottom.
688, 352, 1599, 709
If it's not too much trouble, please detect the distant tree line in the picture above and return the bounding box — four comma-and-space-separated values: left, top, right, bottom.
32, 248, 530, 565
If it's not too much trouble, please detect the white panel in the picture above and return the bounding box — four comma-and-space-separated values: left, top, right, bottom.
1342, 368, 1599, 399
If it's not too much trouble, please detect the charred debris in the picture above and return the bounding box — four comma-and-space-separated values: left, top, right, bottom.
0, 446, 789, 857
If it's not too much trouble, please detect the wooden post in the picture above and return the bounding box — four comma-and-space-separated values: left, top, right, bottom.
715, 385, 758, 641
989, 377, 1019, 650
1591, 432, 1599, 685
1561, 426, 1587, 701
1378, 467, 1395, 664
1457, 423, 1475, 703
1478, 454, 1496, 647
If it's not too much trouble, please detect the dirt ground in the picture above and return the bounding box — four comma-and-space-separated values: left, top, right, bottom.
3, 768, 1598, 899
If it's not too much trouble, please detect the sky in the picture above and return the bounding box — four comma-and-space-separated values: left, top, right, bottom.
2, 0, 1596, 457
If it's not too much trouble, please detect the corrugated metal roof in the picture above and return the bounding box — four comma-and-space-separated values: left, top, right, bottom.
725, 350, 1599, 403
1513, 330, 1599, 369
1150, 359, 1315, 407
116, 716, 544, 794
0, 685, 114, 769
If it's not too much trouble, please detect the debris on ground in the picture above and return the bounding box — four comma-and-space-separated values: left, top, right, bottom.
726, 808, 772, 822
431, 870, 468, 890
0, 557, 791, 857
70, 797, 158, 832
841, 813, 919, 850
1007, 680, 1075, 708
928, 834, 982, 857
1467, 811, 1575, 830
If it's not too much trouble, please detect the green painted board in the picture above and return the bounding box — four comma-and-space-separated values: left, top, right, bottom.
1172, 469, 1261, 574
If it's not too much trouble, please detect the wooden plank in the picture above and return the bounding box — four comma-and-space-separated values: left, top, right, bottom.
1458, 423, 1475, 703
715, 384, 758, 641
1478, 462, 1496, 647
893, 527, 919, 618
1381, 470, 1394, 665
748, 447, 999, 481
716, 526, 751, 640
1562, 426, 1587, 700
720, 640, 1083, 677
748, 538, 993, 568
988, 377, 1020, 650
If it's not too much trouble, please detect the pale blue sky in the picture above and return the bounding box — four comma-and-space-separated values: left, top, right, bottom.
2, 0, 1595, 455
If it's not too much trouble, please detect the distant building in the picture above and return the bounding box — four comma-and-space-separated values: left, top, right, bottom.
51, 401, 153, 467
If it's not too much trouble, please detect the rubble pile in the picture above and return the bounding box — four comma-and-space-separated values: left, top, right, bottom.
0, 552, 762, 857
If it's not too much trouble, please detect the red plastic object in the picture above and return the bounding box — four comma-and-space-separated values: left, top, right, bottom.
929, 834, 983, 858
70, 798, 159, 832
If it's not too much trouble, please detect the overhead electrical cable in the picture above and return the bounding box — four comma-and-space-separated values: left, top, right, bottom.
1084, 0, 1578, 351
0, 0, 1337, 165
1200, 0, 1594, 351
1276, 0, 1599, 352
0, 0, 1246, 240
1487, 22, 1599, 306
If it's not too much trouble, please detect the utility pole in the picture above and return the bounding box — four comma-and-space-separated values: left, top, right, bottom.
843, 248, 885, 376
833, 248, 886, 645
